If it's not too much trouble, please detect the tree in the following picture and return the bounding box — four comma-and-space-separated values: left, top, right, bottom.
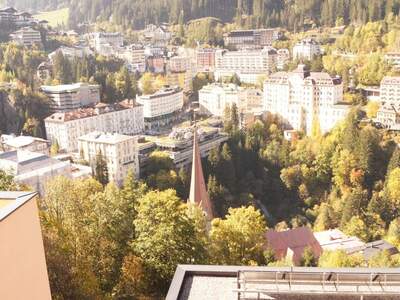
318, 250, 363, 268
50, 140, 60, 156
386, 218, 400, 249
342, 216, 369, 242
0, 170, 18, 190
386, 168, 400, 206
209, 206, 267, 265
366, 101, 380, 118
299, 246, 318, 267
140, 73, 155, 95
133, 190, 207, 291
368, 250, 400, 267
94, 150, 109, 186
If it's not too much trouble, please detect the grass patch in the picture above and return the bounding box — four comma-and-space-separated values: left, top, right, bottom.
34, 7, 69, 28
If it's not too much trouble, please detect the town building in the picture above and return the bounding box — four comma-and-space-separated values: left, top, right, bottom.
116, 44, 146, 73
48, 46, 93, 62
380, 76, 400, 105
41, 83, 100, 112
138, 124, 228, 169
224, 28, 281, 50
10, 27, 42, 47
384, 52, 400, 70
169, 55, 190, 73
146, 55, 165, 73
199, 83, 245, 117
214, 48, 277, 84
0, 191, 51, 300
265, 227, 323, 266
166, 71, 192, 92
314, 229, 366, 254
0, 134, 50, 154
85, 32, 124, 53
142, 24, 172, 46
277, 48, 290, 70
36, 61, 52, 81
196, 48, 216, 72
136, 86, 183, 131
0, 7, 37, 26
45, 100, 144, 152
199, 83, 264, 118
293, 38, 321, 61
361, 86, 380, 102
375, 103, 400, 129
0, 150, 91, 195
78, 132, 139, 185
264, 64, 350, 135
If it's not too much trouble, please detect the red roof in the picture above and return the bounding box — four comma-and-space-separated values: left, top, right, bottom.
265, 227, 322, 265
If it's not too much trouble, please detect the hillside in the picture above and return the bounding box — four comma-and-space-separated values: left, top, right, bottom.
3, 0, 400, 31
34, 7, 69, 27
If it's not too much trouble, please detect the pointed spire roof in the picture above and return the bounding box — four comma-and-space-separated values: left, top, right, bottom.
188, 121, 213, 220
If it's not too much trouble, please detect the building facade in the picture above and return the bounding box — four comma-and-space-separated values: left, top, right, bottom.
264, 65, 349, 135
85, 32, 124, 52
196, 48, 216, 72
224, 28, 281, 49
214, 48, 277, 84
45, 100, 144, 152
293, 38, 321, 61
78, 132, 139, 185
41, 83, 100, 112
380, 76, 400, 105
1, 135, 50, 155
10, 27, 42, 47
136, 86, 183, 131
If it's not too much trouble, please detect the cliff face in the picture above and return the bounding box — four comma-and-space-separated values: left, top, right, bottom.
0, 91, 22, 135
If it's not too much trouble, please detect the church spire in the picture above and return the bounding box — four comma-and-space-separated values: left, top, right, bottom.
188, 110, 213, 220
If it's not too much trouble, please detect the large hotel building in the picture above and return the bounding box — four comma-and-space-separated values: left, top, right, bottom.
45, 100, 144, 152
264, 65, 350, 135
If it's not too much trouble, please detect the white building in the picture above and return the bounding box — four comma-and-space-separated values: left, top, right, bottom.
136, 86, 183, 130
116, 44, 146, 73
380, 76, 400, 105
385, 52, 400, 70
78, 132, 139, 185
0, 135, 49, 155
45, 100, 144, 152
143, 24, 172, 46
293, 38, 321, 61
48, 46, 93, 62
199, 83, 245, 117
41, 83, 100, 112
214, 47, 277, 84
277, 48, 290, 70
264, 65, 350, 135
169, 55, 190, 73
375, 104, 400, 129
10, 27, 42, 47
0, 150, 90, 195
85, 32, 124, 53
314, 229, 365, 254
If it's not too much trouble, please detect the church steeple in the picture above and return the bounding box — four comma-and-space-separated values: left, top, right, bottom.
188, 111, 213, 220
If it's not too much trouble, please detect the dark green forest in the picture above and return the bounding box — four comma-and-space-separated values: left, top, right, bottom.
2, 0, 400, 31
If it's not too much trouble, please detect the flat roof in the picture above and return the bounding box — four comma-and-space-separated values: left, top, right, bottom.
41, 82, 98, 93
0, 191, 37, 221
78, 131, 136, 144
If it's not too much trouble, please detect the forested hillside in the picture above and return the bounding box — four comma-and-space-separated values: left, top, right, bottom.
3, 0, 400, 30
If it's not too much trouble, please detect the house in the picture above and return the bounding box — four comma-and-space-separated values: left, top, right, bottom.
265, 227, 322, 265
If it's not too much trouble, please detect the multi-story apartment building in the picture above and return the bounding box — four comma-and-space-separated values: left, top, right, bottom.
293, 38, 321, 61
10, 27, 42, 47
78, 132, 139, 185
146, 55, 165, 73
214, 47, 277, 84
1, 134, 50, 155
136, 86, 183, 130
380, 76, 400, 105
0, 7, 36, 26
224, 28, 281, 49
41, 83, 100, 112
45, 100, 144, 152
142, 24, 172, 46
116, 44, 146, 73
264, 64, 349, 135
277, 48, 290, 70
385, 52, 400, 70
169, 55, 190, 73
199, 83, 245, 117
48, 46, 93, 62
0, 151, 91, 195
196, 48, 216, 72
375, 104, 400, 128
85, 32, 124, 52
36, 61, 52, 81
